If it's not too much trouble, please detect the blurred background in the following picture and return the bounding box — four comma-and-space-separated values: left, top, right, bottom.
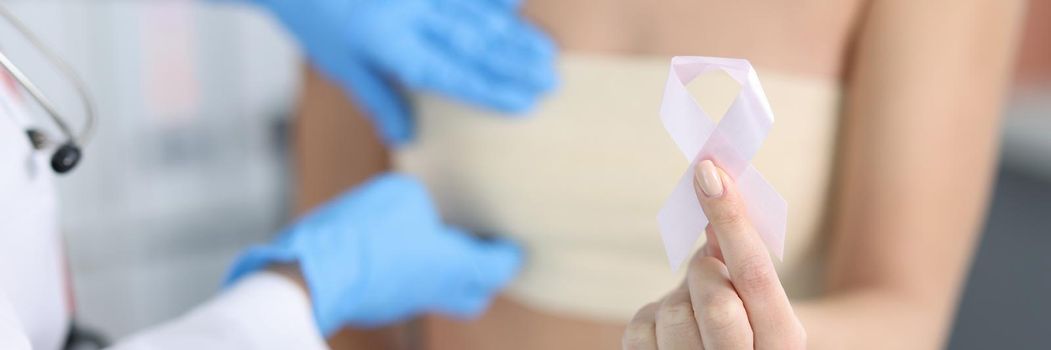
0, 1, 299, 337
0, 1, 1046, 348
950, 1, 1051, 348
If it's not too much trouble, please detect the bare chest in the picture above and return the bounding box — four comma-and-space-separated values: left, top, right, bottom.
523, 0, 867, 78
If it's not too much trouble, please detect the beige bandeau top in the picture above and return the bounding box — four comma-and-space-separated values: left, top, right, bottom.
396, 53, 842, 322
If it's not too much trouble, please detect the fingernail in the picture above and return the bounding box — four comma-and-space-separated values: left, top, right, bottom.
696, 160, 723, 198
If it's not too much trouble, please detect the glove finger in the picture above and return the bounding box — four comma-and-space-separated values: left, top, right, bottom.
491, 0, 522, 10
422, 7, 557, 91
482, 20, 558, 91
360, 2, 551, 110
463, 21, 558, 92
511, 20, 557, 67
443, 2, 555, 61
444, 227, 524, 293
428, 228, 521, 318
443, 0, 523, 11
387, 45, 542, 112
337, 62, 413, 146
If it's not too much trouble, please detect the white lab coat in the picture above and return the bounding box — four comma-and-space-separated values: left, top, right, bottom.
0, 77, 328, 350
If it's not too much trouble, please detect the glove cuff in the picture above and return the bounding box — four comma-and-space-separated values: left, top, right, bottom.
226, 227, 366, 336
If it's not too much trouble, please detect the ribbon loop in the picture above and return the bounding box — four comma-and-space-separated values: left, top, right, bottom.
657, 56, 787, 270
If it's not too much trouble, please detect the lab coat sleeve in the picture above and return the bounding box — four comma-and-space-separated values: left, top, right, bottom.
108, 272, 328, 350
0, 292, 31, 350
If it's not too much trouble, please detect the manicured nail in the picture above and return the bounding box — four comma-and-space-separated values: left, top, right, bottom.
696, 160, 723, 198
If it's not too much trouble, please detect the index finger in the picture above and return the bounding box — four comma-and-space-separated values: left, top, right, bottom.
693, 159, 802, 346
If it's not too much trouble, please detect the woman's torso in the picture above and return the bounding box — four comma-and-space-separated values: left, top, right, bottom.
402, 1, 868, 348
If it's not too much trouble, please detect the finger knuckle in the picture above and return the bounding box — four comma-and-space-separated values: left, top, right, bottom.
629, 302, 658, 320
708, 203, 748, 228
624, 302, 657, 336
622, 322, 655, 350
696, 291, 745, 332
734, 254, 777, 295
687, 255, 722, 276
657, 301, 696, 329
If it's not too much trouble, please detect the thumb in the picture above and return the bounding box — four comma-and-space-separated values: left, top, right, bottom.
451, 228, 524, 293
429, 228, 523, 317
468, 237, 524, 293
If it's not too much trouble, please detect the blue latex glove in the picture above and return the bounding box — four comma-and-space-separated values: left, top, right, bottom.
252, 0, 558, 146
226, 173, 523, 335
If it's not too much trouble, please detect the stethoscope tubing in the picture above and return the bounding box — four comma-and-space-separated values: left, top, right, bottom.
0, 4, 97, 147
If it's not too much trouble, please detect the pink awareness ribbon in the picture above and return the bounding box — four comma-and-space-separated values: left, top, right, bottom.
657, 56, 788, 270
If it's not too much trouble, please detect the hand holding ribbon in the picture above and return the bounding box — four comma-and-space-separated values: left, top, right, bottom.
657, 57, 787, 270
625, 160, 806, 349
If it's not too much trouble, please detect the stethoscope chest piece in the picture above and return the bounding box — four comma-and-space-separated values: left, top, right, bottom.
26, 128, 82, 174
51, 142, 81, 174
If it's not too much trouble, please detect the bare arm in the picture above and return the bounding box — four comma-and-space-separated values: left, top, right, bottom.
291, 65, 403, 349
292, 65, 390, 214
797, 1, 1025, 348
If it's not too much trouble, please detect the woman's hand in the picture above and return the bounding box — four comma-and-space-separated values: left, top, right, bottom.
623, 160, 806, 349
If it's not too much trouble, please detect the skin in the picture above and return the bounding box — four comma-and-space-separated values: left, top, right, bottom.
623, 160, 807, 349
290, 0, 1026, 348
799, 1, 1024, 348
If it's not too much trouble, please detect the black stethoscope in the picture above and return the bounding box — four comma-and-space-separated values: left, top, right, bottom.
0, 5, 96, 174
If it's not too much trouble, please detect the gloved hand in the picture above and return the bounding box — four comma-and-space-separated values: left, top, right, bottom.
252, 0, 558, 146
226, 173, 523, 335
